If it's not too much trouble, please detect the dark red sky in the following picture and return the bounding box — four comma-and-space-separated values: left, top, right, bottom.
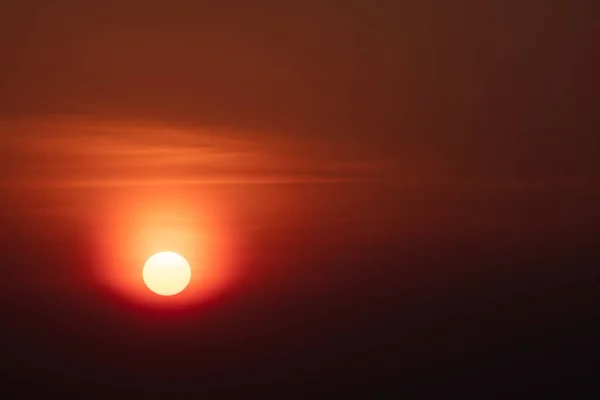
1, 1, 597, 179
0, 1, 598, 396
0, 1, 597, 265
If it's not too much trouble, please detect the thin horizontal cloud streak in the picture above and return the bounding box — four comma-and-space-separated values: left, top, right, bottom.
0, 116, 389, 189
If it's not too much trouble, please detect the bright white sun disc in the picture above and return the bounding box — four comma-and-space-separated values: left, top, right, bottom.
143, 251, 191, 296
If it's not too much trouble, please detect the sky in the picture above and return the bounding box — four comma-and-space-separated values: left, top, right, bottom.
0, 1, 599, 396
1, 1, 597, 179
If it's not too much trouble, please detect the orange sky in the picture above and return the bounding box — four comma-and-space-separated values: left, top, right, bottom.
0, 1, 597, 305
0, 4, 598, 394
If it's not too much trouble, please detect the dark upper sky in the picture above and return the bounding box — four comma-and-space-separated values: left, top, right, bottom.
1, 1, 597, 180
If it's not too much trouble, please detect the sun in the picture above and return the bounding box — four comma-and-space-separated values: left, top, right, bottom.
142, 251, 192, 296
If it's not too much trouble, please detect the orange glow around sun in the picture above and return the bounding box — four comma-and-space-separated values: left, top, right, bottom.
91, 189, 240, 307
